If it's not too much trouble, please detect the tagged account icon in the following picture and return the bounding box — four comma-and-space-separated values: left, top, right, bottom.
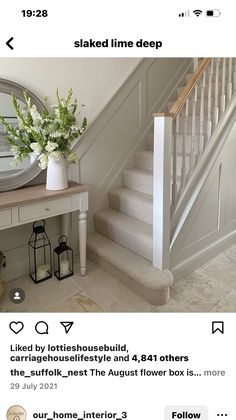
6, 405, 26, 420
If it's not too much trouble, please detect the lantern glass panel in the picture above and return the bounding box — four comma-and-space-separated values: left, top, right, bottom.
28, 220, 52, 283
53, 235, 74, 280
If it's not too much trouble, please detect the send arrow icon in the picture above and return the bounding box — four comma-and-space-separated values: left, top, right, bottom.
60, 322, 74, 334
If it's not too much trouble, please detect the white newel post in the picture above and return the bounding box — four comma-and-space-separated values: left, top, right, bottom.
79, 212, 87, 276
153, 115, 172, 270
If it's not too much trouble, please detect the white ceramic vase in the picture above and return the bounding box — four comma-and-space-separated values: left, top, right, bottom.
46, 156, 68, 191
29, 152, 38, 164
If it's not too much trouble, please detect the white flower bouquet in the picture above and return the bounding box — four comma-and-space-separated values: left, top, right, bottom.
0, 89, 87, 169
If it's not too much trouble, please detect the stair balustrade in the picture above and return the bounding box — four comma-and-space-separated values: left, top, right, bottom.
153, 57, 236, 270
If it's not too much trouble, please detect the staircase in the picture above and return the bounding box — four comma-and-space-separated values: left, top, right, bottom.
87, 58, 236, 305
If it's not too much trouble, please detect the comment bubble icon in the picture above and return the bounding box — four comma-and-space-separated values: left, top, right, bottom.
35, 321, 49, 335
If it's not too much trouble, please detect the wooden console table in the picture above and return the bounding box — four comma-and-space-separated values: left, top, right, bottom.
0, 182, 88, 276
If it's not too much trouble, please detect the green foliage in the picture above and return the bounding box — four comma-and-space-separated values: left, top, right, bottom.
0, 90, 87, 168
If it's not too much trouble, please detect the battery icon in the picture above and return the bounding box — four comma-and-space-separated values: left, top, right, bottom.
206, 9, 221, 17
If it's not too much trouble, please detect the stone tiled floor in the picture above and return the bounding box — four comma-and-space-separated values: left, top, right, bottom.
1, 244, 236, 312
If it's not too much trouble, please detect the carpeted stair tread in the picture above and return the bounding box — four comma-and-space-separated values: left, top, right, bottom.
122, 168, 153, 195
94, 208, 153, 261
87, 232, 173, 292
134, 150, 153, 171
109, 187, 153, 225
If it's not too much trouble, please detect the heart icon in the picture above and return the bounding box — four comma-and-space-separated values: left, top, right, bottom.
9, 321, 24, 334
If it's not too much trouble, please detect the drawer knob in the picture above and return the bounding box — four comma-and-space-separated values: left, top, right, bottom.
45, 208, 50, 211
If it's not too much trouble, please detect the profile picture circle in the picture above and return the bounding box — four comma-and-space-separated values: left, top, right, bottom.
6, 405, 26, 420
9, 288, 25, 304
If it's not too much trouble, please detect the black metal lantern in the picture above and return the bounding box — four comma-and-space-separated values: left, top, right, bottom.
28, 220, 52, 283
53, 235, 74, 280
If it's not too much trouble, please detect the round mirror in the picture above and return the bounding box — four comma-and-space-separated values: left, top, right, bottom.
0, 79, 47, 192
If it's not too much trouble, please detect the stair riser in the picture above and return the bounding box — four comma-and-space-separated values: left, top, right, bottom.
122, 169, 182, 195
87, 248, 170, 305
123, 171, 153, 195
109, 191, 153, 225
87, 232, 174, 305
132, 152, 190, 177
94, 213, 153, 262
134, 152, 153, 171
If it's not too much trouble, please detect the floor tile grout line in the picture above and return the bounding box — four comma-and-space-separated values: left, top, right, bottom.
212, 289, 235, 311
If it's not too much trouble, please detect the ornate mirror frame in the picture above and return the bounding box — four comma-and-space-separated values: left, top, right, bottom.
0, 78, 47, 192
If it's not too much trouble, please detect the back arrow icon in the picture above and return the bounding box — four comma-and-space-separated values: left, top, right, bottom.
6, 37, 14, 50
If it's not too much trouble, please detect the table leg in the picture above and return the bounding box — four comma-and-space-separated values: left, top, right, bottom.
61, 213, 71, 239
78, 212, 87, 276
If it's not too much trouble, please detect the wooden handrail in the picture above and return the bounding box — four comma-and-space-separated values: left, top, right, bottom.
152, 112, 173, 117
153, 58, 211, 119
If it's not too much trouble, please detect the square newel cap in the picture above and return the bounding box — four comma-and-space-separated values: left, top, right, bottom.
152, 112, 173, 117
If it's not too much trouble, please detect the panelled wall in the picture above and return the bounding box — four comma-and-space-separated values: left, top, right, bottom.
171, 120, 236, 278
0, 57, 190, 281
77, 58, 192, 230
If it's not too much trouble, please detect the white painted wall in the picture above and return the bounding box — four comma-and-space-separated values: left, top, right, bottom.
0, 58, 141, 124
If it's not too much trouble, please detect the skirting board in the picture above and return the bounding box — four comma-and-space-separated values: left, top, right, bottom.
171, 229, 236, 281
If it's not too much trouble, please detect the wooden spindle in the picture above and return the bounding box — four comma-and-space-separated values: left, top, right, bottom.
220, 58, 226, 114
190, 86, 197, 172
227, 58, 233, 102
233, 58, 236, 93
199, 72, 206, 155
181, 100, 189, 190
193, 58, 199, 72
171, 116, 179, 210
214, 58, 220, 127
207, 60, 213, 142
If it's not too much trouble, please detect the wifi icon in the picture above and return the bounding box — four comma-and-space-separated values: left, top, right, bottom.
193, 9, 203, 17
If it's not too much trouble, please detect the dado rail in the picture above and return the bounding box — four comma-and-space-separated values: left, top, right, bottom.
153, 58, 236, 270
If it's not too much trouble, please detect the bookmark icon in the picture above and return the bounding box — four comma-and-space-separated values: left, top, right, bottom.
212, 321, 224, 334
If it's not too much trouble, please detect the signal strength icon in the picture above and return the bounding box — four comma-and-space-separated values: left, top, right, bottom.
179, 10, 190, 17
193, 9, 203, 17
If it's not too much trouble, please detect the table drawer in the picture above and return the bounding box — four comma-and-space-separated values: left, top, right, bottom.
19, 197, 72, 223
0, 208, 12, 228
